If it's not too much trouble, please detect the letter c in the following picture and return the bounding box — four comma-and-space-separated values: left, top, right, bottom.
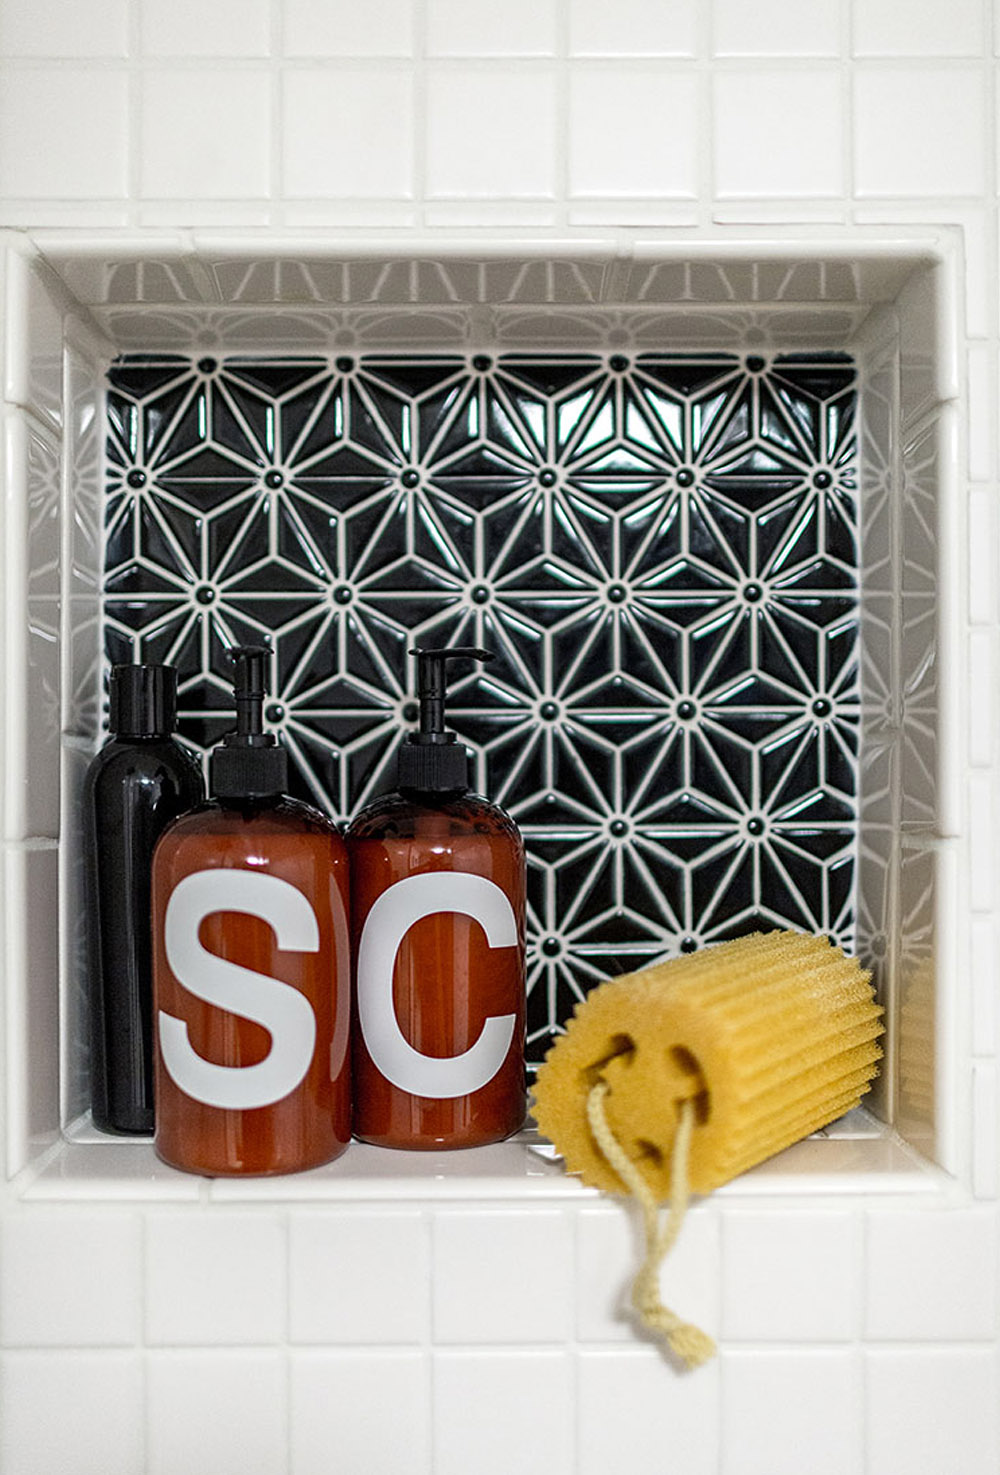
358, 872, 518, 1099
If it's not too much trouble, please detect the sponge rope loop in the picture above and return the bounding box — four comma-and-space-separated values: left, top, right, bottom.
586, 1079, 716, 1370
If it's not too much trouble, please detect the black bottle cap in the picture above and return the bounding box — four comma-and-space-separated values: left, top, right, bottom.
397, 646, 492, 795
109, 664, 177, 738
210, 645, 288, 800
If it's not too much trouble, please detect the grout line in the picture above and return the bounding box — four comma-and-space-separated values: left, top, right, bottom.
699, 0, 716, 230
125, 0, 143, 224
840, 0, 854, 206
413, 0, 429, 226
424, 1207, 435, 1475
554, 0, 570, 231
270, 0, 284, 228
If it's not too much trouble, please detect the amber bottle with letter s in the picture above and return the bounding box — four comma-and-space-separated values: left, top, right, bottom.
151, 647, 351, 1176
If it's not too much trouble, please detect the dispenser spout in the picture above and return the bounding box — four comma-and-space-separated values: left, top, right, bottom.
398, 645, 494, 793
412, 646, 493, 739
231, 644, 271, 739
210, 643, 288, 799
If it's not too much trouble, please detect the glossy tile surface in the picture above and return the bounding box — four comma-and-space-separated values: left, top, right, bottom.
103, 350, 861, 1062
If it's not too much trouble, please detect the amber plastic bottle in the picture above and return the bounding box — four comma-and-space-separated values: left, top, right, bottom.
348, 647, 526, 1150
151, 647, 351, 1176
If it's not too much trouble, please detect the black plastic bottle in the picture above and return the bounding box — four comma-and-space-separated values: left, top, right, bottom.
83, 663, 205, 1134
347, 647, 527, 1149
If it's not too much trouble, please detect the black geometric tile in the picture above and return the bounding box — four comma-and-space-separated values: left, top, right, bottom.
103, 350, 860, 1065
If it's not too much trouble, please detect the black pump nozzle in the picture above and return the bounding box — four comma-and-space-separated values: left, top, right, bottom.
232, 643, 270, 741
398, 646, 493, 794
210, 644, 288, 800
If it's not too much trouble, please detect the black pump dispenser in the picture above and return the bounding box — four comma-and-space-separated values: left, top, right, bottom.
397, 646, 492, 794
210, 645, 288, 799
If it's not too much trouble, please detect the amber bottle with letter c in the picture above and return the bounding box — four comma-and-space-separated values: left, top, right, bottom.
347, 646, 526, 1150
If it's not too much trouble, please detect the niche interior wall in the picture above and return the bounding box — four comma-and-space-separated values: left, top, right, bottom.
0, 236, 955, 1187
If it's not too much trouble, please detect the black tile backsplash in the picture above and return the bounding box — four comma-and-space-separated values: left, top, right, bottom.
104, 350, 859, 1062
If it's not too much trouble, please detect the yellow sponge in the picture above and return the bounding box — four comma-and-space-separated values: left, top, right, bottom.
532, 930, 884, 1198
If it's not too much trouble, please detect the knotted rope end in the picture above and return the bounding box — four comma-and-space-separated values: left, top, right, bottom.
666, 1321, 717, 1371
587, 1078, 717, 1370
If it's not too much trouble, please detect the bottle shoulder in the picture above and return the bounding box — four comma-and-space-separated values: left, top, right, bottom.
84, 736, 204, 797
158, 794, 342, 843
347, 788, 521, 843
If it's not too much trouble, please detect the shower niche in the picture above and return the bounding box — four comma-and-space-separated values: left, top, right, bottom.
0, 234, 958, 1192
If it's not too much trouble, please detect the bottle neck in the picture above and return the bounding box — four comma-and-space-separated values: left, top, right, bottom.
213, 791, 283, 814
397, 782, 468, 802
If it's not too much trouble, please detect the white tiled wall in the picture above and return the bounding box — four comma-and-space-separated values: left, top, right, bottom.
1, 3, 1000, 1472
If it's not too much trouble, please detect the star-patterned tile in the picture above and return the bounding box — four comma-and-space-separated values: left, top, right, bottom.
103, 349, 860, 1064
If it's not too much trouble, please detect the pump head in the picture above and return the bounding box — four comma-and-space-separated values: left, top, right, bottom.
211, 644, 288, 799
397, 645, 493, 794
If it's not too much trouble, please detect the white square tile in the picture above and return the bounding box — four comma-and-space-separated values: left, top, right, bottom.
576, 1203, 719, 1345
289, 1210, 428, 1344
290, 1351, 430, 1475
425, 200, 559, 229
0, 0, 128, 56
4, 845, 60, 1176
568, 70, 699, 198
434, 1350, 573, 1475
969, 630, 994, 767
852, 0, 985, 56
426, 69, 557, 198
0, 202, 131, 227
966, 344, 995, 483
282, 70, 414, 199
713, 69, 842, 198
282, 200, 419, 229
721, 1209, 860, 1341
969, 772, 996, 913
714, 0, 840, 55
140, 0, 271, 55
568, 0, 700, 56
866, 1209, 997, 1340
147, 1351, 287, 1475
140, 70, 271, 198
283, 0, 415, 56
1, 1212, 141, 1347
0, 1351, 143, 1475
971, 915, 998, 1051
428, 0, 558, 55
578, 1348, 719, 1475
433, 1209, 572, 1344
0, 68, 128, 199
867, 1349, 999, 1475
972, 1063, 998, 1199
854, 68, 986, 197
722, 1350, 862, 1475
145, 1212, 286, 1345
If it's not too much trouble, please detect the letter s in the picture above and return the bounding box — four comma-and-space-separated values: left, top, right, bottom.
158, 869, 319, 1110
358, 872, 518, 1099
